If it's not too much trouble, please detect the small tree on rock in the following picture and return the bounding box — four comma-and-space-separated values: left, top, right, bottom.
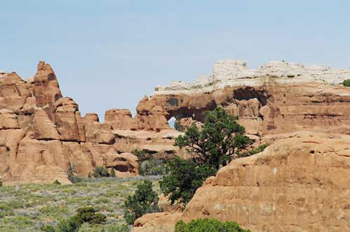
161, 107, 251, 206
175, 107, 251, 171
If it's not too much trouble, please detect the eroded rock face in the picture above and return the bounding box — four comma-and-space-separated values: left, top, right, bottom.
33, 61, 62, 118
0, 62, 146, 185
105, 98, 170, 132
134, 133, 350, 232
148, 60, 350, 136
105, 109, 137, 130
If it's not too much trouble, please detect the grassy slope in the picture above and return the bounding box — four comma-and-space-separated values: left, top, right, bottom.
0, 176, 161, 232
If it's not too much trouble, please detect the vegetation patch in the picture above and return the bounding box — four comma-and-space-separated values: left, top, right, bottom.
0, 176, 160, 231
175, 218, 251, 232
124, 180, 160, 225
343, 79, 350, 87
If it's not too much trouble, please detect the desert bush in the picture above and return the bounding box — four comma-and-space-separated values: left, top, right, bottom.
174, 120, 184, 132
41, 207, 107, 231
175, 218, 251, 232
111, 168, 116, 177
40, 225, 56, 232
139, 158, 168, 176
160, 156, 215, 205
134, 149, 147, 160
57, 215, 82, 232
76, 206, 106, 225
89, 213, 107, 225
249, 144, 268, 156
124, 180, 160, 224
68, 165, 83, 183
93, 166, 110, 178
76, 207, 96, 222
101, 224, 130, 232
53, 179, 61, 185
343, 79, 350, 87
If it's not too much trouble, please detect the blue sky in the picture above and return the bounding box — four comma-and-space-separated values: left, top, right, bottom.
1, 0, 350, 120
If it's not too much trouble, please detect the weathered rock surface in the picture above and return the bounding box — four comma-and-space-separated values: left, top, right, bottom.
0, 62, 151, 184
106, 152, 139, 177
148, 60, 350, 137
135, 132, 350, 232
0, 61, 186, 185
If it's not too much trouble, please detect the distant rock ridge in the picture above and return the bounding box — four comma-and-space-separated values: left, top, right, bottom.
154, 60, 350, 94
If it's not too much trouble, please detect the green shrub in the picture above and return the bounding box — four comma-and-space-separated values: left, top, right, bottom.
175, 218, 251, 232
249, 144, 268, 156
40, 225, 56, 232
76, 206, 106, 225
101, 224, 130, 232
93, 166, 110, 178
89, 213, 107, 225
68, 165, 83, 183
111, 168, 116, 177
160, 156, 215, 205
134, 149, 147, 160
174, 120, 184, 132
57, 215, 82, 232
53, 179, 61, 185
0, 179, 2, 187
124, 180, 160, 225
76, 207, 96, 222
41, 207, 106, 231
139, 158, 168, 176
343, 79, 350, 87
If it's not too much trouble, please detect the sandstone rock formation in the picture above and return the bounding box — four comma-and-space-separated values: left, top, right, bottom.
134, 132, 350, 232
0, 61, 182, 185
148, 60, 350, 136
